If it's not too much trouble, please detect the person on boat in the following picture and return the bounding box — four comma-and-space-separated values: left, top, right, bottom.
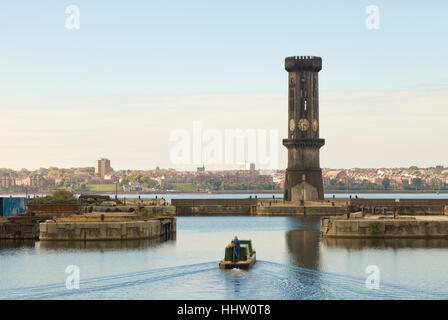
232, 236, 240, 261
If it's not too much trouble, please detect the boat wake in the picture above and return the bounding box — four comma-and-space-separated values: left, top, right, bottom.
255, 261, 448, 300
1, 260, 446, 300
0, 261, 217, 300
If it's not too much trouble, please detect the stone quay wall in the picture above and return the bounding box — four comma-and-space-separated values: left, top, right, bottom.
257, 205, 346, 216
349, 199, 448, 215
40, 218, 176, 241
172, 198, 347, 216
321, 216, 448, 238
172, 199, 257, 216
0, 220, 40, 239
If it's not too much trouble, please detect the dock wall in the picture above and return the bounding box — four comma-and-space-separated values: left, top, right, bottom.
257, 205, 346, 216
321, 217, 448, 238
172, 199, 257, 216
0, 220, 39, 239
349, 199, 448, 215
39, 218, 176, 241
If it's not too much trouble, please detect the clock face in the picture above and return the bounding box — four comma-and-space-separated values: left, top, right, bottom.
298, 118, 310, 131
312, 119, 318, 132
289, 119, 295, 131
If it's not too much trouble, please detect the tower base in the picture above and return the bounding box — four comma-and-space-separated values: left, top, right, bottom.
284, 169, 324, 202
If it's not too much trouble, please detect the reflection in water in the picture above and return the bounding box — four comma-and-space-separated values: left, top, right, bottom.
223, 269, 247, 295
322, 237, 448, 250
38, 234, 176, 251
286, 230, 320, 270
285, 229, 323, 297
0, 240, 37, 250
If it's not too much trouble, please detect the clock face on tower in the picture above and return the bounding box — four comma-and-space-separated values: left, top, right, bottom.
312, 119, 318, 132
298, 118, 310, 131
289, 119, 296, 131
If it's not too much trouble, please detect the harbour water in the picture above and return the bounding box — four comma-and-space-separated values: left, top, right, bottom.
1, 193, 448, 300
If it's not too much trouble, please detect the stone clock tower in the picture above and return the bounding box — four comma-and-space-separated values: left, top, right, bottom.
283, 56, 325, 201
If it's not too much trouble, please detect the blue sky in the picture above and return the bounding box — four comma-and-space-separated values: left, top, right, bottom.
0, 1, 447, 170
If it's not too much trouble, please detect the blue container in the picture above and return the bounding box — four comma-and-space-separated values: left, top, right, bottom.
0, 197, 26, 217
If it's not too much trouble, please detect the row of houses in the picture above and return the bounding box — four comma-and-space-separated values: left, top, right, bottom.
0, 174, 120, 189
0, 176, 55, 188
322, 168, 448, 187
160, 170, 274, 185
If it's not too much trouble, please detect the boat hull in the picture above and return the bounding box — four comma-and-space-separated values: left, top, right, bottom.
219, 252, 256, 270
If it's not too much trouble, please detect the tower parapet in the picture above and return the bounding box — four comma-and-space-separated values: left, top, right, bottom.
285, 56, 322, 72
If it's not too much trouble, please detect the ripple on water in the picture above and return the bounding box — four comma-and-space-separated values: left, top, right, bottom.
1, 261, 446, 300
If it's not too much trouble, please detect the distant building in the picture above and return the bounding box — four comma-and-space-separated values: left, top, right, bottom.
104, 174, 119, 183
0, 176, 15, 188
95, 158, 111, 178
249, 163, 256, 171
14, 176, 50, 187
197, 165, 205, 173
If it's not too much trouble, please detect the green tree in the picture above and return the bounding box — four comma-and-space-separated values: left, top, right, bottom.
411, 177, 423, 189
18, 168, 30, 177
382, 178, 391, 190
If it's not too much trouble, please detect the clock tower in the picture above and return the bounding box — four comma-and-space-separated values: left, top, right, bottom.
283, 56, 325, 201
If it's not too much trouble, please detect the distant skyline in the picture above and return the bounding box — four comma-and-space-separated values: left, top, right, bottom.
0, 160, 446, 172
1, 1, 447, 170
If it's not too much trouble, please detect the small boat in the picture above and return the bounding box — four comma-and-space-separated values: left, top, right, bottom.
219, 240, 256, 269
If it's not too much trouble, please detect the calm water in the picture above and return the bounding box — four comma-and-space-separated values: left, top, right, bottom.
1, 215, 448, 300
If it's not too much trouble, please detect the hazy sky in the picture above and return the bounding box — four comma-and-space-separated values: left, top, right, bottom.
0, 1, 447, 170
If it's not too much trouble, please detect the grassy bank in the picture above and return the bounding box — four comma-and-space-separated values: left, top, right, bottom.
85, 184, 118, 192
